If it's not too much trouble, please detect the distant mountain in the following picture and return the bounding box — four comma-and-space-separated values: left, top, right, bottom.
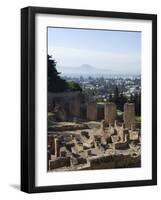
57, 64, 112, 75
79, 64, 96, 71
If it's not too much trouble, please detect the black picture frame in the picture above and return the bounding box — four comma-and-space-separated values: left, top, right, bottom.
21, 6, 157, 193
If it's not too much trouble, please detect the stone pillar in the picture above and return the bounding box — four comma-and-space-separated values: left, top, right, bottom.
87, 102, 97, 121
131, 124, 135, 131
48, 135, 55, 154
104, 103, 117, 125
114, 120, 117, 129
50, 137, 55, 155
55, 138, 60, 158
100, 120, 106, 131
122, 129, 129, 142
123, 103, 135, 129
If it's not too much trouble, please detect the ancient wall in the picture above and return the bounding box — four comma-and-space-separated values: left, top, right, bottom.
69, 99, 80, 118
89, 154, 141, 169
48, 91, 81, 119
49, 157, 70, 170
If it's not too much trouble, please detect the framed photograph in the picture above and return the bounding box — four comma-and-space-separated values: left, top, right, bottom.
21, 6, 157, 193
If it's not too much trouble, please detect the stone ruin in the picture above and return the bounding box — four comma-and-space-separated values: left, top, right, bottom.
48, 119, 141, 170
104, 102, 117, 125
48, 92, 136, 127
48, 90, 138, 129
47, 102, 141, 171
48, 91, 81, 121
48, 91, 140, 171
123, 103, 135, 128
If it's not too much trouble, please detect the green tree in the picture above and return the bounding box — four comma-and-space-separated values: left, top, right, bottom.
48, 55, 68, 92
119, 93, 127, 111
128, 92, 141, 116
134, 92, 141, 116
67, 81, 82, 92
113, 86, 119, 105
109, 93, 113, 102
130, 93, 134, 102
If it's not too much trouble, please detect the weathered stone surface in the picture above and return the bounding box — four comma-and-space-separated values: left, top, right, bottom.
111, 135, 121, 143
104, 103, 117, 124
49, 157, 70, 170
48, 119, 141, 171
114, 141, 129, 150
48, 91, 81, 119
49, 122, 89, 132
117, 128, 129, 142
89, 154, 141, 169
50, 154, 56, 160
100, 120, 106, 131
87, 102, 97, 121
60, 146, 67, 157
114, 133, 129, 150
53, 104, 67, 121
69, 99, 80, 118
48, 135, 55, 154
81, 131, 89, 139
129, 131, 139, 141
55, 138, 60, 157
76, 157, 87, 165
124, 103, 135, 128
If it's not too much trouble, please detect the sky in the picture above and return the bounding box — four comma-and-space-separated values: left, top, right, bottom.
48, 27, 141, 75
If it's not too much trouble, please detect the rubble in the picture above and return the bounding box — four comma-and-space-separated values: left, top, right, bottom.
48, 102, 141, 171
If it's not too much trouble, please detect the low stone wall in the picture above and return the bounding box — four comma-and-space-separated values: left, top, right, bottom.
48, 122, 89, 132
49, 157, 70, 170
88, 154, 141, 170
76, 157, 87, 165
115, 142, 129, 150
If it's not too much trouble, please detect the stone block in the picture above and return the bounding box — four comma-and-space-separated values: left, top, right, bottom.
124, 103, 135, 128
104, 103, 117, 124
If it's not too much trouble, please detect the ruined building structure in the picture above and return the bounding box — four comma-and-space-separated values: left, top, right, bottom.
48, 94, 141, 171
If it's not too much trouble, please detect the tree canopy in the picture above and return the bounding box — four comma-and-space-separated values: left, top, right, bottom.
48, 55, 68, 92
111, 86, 141, 115
48, 55, 82, 93
67, 81, 82, 92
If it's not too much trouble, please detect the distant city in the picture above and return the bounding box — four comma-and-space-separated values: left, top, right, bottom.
62, 74, 141, 103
